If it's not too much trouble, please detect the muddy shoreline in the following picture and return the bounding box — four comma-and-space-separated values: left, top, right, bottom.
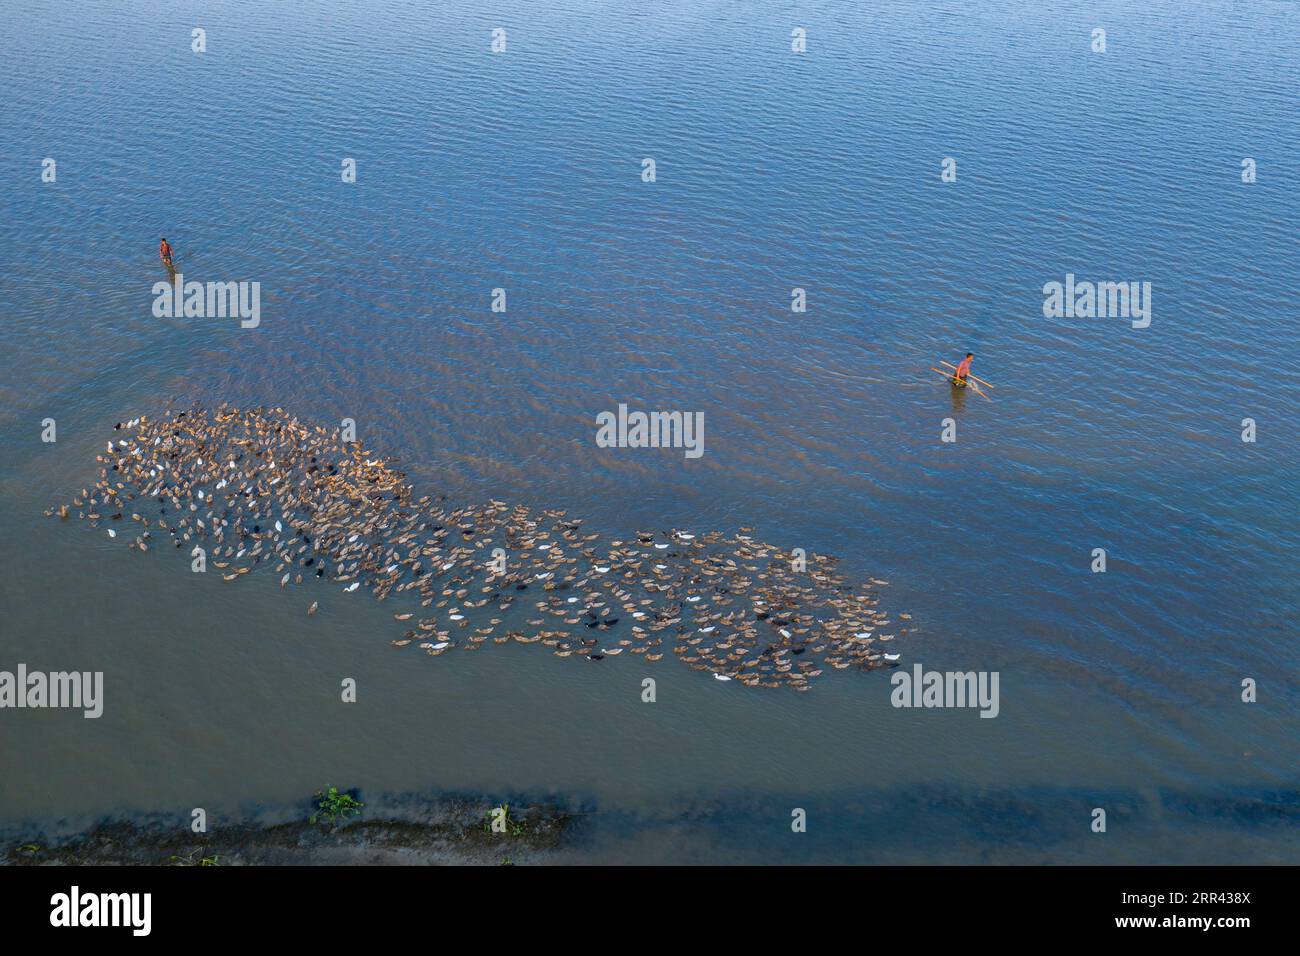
3, 795, 575, 866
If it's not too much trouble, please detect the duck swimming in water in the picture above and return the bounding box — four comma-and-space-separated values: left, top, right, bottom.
51, 404, 913, 691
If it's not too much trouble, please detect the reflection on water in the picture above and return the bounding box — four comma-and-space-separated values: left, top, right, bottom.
0, 0, 1297, 862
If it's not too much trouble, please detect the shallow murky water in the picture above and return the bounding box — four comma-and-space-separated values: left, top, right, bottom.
1, 0, 1296, 862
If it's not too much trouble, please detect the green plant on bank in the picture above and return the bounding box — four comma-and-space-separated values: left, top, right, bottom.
310, 786, 364, 826
500, 857, 514, 866
482, 804, 527, 837
169, 850, 221, 866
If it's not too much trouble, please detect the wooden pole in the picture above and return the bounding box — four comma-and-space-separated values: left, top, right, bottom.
939, 360, 995, 389
930, 368, 991, 400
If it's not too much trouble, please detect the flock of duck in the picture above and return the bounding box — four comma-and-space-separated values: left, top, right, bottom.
48, 405, 912, 690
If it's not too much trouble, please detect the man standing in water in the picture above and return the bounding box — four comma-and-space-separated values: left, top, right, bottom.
159, 237, 174, 269
953, 352, 973, 385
